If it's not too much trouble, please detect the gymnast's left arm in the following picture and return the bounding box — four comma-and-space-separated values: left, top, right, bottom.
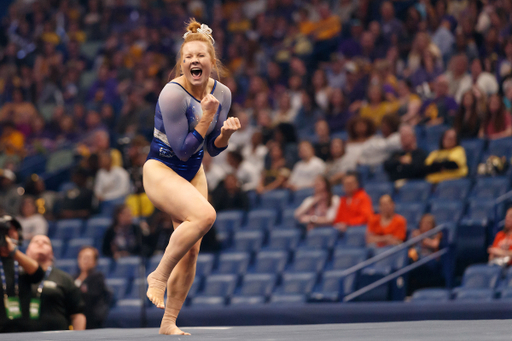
205, 87, 241, 156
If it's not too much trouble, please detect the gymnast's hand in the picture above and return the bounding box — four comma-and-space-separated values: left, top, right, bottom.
220, 117, 241, 137
201, 94, 220, 117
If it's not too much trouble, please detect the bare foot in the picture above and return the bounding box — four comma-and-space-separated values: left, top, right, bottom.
146, 272, 166, 309
159, 323, 191, 335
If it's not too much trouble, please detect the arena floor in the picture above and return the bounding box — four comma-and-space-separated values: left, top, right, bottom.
2, 320, 511, 341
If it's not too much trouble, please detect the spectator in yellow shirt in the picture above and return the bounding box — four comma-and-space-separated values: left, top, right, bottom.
0, 121, 25, 157
425, 128, 468, 183
359, 84, 400, 126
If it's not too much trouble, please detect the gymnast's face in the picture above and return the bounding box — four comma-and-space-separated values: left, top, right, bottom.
181, 41, 213, 87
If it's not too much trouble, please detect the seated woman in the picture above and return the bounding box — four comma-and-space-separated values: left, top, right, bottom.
366, 195, 407, 247
425, 128, 468, 183
102, 205, 149, 259
409, 214, 442, 260
294, 175, 340, 231
74, 246, 110, 329
325, 138, 351, 185
342, 116, 376, 172
16, 195, 49, 240
479, 94, 512, 140
256, 143, 291, 194
454, 90, 483, 140
488, 207, 512, 265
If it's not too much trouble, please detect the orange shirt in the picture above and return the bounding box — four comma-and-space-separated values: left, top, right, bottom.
334, 189, 373, 226
492, 231, 512, 250
367, 214, 407, 246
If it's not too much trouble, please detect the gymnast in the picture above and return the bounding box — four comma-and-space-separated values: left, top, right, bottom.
143, 19, 240, 335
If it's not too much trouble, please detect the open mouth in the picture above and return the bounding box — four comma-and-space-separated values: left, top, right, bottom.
191, 67, 202, 80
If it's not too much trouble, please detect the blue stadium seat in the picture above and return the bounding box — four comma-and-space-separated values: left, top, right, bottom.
188, 276, 202, 298
277, 208, 297, 229
190, 296, 226, 307
364, 182, 394, 205
269, 294, 307, 304
84, 217, 112, 239
332, 184, 344, 197
125, 278, 145, 299
343, 226, 367, 248
424, 124, 449, 146
113, 298, 143, 309
98, 197, 126, 217
267, 229, 301, 251
254, 250, 288, 274
238, 273, 276, 296
106, 278, 129, 301
460, 265, 501, 289
215, 210, 245, 234
110, 256, 143, 279
290, 249, 328, 273
304, 227, 339, 250
430, 200, 465, 224
201, 274, 238, 297
394, 203, 426, 228
454, 288, 494, 301
260, 189, 290, 211
196, 253, 216, 277
308, 271, 357, 302
503, 267, 512, 288
460, 139, 484, 176
470, 177, 510, 200
55, 259, 78, 275
244, 209, 277, 231
370, 164, 390, 182
64, 238, 94, 259
97, 258, 112, 276
17, 154, 47, 181
146, 254, 162, 275
499, 287, 512, 300
332, 248, 368, 270
487, 137, 512, 159
432, 179, 472, 201
411, 288, 451, 302
216, 252, 250, 275
395, 181, 432, 203
466, 199, 495, 221
456, 219, 488, 267
230, 296, 266, 305
292, 188, 315, 208
232, 230, 264, 253
247, 190, 259, 209
54, 219, 83, 240
279, 272, 317, 294
51, 239, 64, 259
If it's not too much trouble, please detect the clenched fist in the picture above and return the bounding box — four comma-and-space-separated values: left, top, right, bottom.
201, 94, 220, 116
220, 117, 241, 137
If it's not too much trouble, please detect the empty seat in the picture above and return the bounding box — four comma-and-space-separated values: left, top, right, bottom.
202, 274, 238, 297
190, 296, 225, 307
267, 229, 301, 251
54, 219, 83, 240
395, 181, 432, 203
432, 179, 472, 201
51, 239, 64, 259
278, 208, 297, 229
460, 264, 501, 289
499, 288, 512, 300
430, 200, 464, 224
470, 177, 509, 200
188, 276, 202, 298
466, 199, 495, 221
269, 294, 306, 304
394, 203, 426, 228
113, 298, 143, 308
244, 209, 278, 231
84, 217, 112, 239
99, 197, 127, 217
309, 271, 357, 302
96, 258, 112, 276
454, 288, 494, 301
371, 247, 409, 271
304, 227, 339, 250
230, 296, 266, 305
196, 253, 216, 277
260, 189, 289, 211
254, 250, 288, 274
290, 249, 328, 273
64, 238, 94, 259
125, 278, 145, 299
280, 272, 317, 294
215, 210, 245, 234
110, 257, 143, 279
344, 226, 367, 248
487, 137, 512, 159
216, 252, 250, 275
106, 278, 128, 301
424, 124, 449, 146
292, 188, 315, 208
411, 288, 451, 302
238, 273, 276, 296
456, 220, 488, 267
364, 182, 394, 205
146, 255, 163, 275
332, 248, 368, 270
461, 139, 484, 175
232, 230, 264, 253
55, 259, 78, 275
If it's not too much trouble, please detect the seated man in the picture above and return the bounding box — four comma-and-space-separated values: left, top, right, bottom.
59, 168, 94, 219
366, 195, 407, 247
488, 207, 512, 265
93, 151, 130, 202
333, 172, 373, 232
287, 141, 326, 191
384, 125, 428, 181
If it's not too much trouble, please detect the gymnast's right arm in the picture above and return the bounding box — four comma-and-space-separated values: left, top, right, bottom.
159, 84, 218, 162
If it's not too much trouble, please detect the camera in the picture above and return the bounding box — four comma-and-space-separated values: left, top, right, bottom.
0, 216, 22, 248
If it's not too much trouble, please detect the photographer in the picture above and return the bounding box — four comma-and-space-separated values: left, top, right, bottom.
0, 216, 45, 333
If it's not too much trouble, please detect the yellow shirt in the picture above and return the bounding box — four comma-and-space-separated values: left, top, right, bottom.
1, 130, 24, 155
425, 146, 468, 183
313, 16, 341, 41
360, 100, 400, 126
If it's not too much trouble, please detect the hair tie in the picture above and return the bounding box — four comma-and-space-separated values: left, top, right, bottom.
183, 24, 215, 45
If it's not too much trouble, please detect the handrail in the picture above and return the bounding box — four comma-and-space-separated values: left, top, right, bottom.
338, 223, 450, 278
340, 223, 453, 302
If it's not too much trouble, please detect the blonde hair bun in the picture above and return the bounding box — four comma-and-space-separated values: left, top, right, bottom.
183, 18, 215, 45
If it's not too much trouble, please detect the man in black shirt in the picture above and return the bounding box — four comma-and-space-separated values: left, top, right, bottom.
59, 168, 94, 220
0, 216, 45, 333
384, 125, 428, 181
25, 235, 86, 331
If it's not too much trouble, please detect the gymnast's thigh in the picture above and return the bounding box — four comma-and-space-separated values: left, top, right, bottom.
143, 159, 212, 223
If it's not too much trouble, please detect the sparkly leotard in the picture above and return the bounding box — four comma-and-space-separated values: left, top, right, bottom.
147, 80, 231, 181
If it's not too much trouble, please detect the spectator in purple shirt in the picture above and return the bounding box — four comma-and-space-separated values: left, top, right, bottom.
86, 65, 119, 106
379, 1, 403, 46
420, 75, 458, 126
